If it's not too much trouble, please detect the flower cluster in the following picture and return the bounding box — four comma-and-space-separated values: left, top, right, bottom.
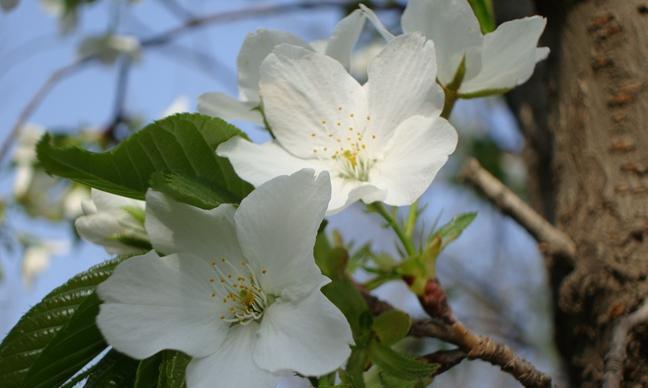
78, 1, 549, 387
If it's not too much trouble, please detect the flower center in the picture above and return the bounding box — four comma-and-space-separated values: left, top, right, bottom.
209, 257, 268, 326
308, 107, 379, 182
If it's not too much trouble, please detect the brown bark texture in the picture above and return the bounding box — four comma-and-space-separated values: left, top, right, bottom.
523, 0, 648, 386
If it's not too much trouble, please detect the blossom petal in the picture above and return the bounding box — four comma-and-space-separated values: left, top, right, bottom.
259, 45, 367, 158
366, 34, 444, 147
401, 0, 483, 84
197, 92, 263, 125
325, 9, 366, 70
74, 211, 144, 255
254, 289, 353, 376
145, 191, 243, 261
328, 177, 385, 215
90, 188, 143, 212
237, 29, 310, 102
217, 137, 325, 188
96, 251, 228, 359
186, 323, 279, 388
370, 115, 457, 206
358, 4, 395, 41
234, 170, 330, 297
459, 16, 548, 94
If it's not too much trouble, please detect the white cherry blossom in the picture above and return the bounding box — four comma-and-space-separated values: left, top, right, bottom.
75, 189, 147, 255
217, 34, 457, 214
198, 10, 366, 125
96, 170, 353, 388
363, 0, 549, 95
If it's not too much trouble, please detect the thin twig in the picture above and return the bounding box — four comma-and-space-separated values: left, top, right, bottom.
4, 0, 397, 164
603, 299, 648, 388
0, 57, 93, 163
461, 158, 577, 260
363, 292, 553, 388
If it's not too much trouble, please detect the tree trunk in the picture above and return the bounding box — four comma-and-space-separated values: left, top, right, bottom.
528, 0, 648, 386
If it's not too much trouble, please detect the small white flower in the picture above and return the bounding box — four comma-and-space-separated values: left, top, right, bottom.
363, 0, 549, 95
21, 240, 69, 286
96, 170, 352, 388
217, 34, 458, 214
78, 34, 140, 64
75, 189, 147, 255
198, 10, 366, 125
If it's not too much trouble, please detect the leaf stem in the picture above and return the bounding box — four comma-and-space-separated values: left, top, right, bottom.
369, 202, 416, 256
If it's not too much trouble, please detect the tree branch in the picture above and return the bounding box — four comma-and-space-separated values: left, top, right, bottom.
460, 158, 577, 260
0, 57, 92, 163
363, 292, 553, 388
2, 0, 402, 164
603, 299, 648, 388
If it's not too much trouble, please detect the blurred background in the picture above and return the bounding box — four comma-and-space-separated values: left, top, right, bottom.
0, 0, 564, 386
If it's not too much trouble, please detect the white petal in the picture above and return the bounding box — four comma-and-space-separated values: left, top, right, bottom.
459, 16, 548, 94
366, 34, 444, 147
75, 211, 144, 255
328, 177, 385, 215
237, 29, 310, 102
254, 289, 353, 376
217, 137, 325, 188
96, 251, 228, 359
234, 170, 330, 297
358, 4, 395, 41
259, 45, 367, 158
325, 9, 366, 70
370, 115, 457, 206
401, 0, 483, 84
145, 191, 244, 261
91, 188, 143, 212
187, 323, 279, 388
197, 92, 263, 125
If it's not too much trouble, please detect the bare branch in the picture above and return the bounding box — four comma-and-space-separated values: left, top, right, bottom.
461, 158, 577, 260
363, 291, 552, 388
0, 57, 92, 163
603, 299, 648, 388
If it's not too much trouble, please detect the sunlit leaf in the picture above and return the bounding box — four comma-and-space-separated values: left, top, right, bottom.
37, 113, 252, 203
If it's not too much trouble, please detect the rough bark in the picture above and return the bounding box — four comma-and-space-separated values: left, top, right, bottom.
525, 0, 648, 386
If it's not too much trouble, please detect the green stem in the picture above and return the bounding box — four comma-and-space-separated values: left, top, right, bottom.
369, 202, 416, 256
405, 199, 419, 241
440, 91, 458, 119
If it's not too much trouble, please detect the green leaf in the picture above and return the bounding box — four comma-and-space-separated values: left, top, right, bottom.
432, 212, 477, 249
0, 258, 125, 388
368, 342, 438, 381
157, 351, 190, 388
372, 310, 411, 346
322, 275, 369, 340
134, 352, 163, 388
37, 113, 252, 202
149, 172, 228, 209
84, 350, 138, 387
467, 0, 495, 33
377, 371, 430, 388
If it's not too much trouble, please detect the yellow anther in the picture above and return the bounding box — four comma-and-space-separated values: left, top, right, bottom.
343, 150, 358, 167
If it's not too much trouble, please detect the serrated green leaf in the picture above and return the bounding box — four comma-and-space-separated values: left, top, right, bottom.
84, 350, 138, 388
149, 172, 227, 209
37, 113, 252, 203
432, 212, 477, 249
0, 258, 125, 388
372, 310, 411, 346
468, 0, 495, 33
157, 350, 190, 388
368, 342, 438, 381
